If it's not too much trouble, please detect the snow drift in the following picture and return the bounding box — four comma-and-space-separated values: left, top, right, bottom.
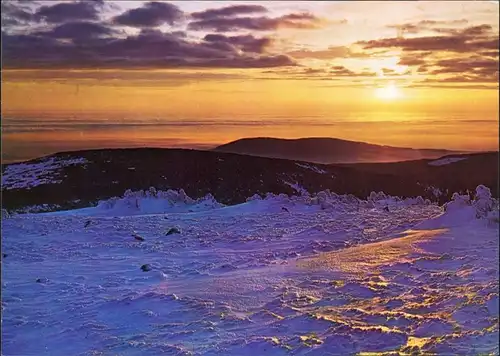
42, 188, 224, 216
93, 188, 224, 215
33, 184, 499, 224
416, 184, 498, 229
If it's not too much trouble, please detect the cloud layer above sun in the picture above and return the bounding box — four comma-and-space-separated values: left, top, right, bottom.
1, 0, 498, 89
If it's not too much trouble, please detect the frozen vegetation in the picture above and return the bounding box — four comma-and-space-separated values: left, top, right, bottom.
1, 185, 498, 355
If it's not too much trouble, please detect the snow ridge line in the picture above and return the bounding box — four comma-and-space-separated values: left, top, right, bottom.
4, 185, 498, 222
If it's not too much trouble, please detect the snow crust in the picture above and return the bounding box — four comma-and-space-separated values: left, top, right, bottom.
2, 185, 498, 355
428, 156, 468, 166
2, 157, 88, 190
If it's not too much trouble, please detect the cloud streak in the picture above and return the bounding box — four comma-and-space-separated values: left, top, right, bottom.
188, 12, 324, 32
191, 4, 268, 20
358, 25, 497, 53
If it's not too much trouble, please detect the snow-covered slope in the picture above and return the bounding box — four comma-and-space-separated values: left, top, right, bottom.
428, 156, 468, 166
2, 156, 88, 190
2, 187, 498, 355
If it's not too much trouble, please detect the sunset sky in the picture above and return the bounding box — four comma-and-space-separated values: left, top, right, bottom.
2, 0, 499, 162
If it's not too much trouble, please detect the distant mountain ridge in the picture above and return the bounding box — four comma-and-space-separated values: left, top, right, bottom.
214, 137, 464, 164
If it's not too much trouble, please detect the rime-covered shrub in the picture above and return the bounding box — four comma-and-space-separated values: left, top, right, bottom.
415, 196, 425, 205
246, 194, 262, 202
147, 187, 157, 197
473, 185, 495, 218
265, 192, 276, 200
443, 193, 471, 212
278, 193, 289, 201
1, 209, 10, 219
368, 191, 387, 202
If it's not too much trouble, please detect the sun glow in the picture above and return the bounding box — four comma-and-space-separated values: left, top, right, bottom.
375, 82, 401, 100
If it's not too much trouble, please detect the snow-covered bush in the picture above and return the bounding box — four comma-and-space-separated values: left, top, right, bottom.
317, 190, 328, 203
368, 191, 387, 202
415, 196, 425, 205
278, 193, 289, 200
95, 188, 223, 213
443, 193, 471, 212
246, 194, 262, 202
473, 185, 495, 219
486, 208, 499, 226
1, 209, 10, 219
265, 192, 276, 200
416, 184, 498, 229
178, 189, 195, 205
123, 189, 134, 198
97, 197, 120, 210
147, 187, 157, 198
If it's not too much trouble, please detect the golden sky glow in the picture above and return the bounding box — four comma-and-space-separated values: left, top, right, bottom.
1, 1, 499, 162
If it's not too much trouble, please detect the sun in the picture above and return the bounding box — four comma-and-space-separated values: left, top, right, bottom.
375, 82, 401, 100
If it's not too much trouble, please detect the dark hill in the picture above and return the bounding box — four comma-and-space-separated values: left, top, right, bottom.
1, 148, 497, 213
337, 151, 499, 200
214, 137, 462, 164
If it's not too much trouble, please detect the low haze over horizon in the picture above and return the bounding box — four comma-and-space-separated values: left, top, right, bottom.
2, 0, 499, 163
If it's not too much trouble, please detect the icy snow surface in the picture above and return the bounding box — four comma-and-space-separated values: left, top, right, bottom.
428, 157, 467, 166
2, 188, 498, 355
2, 157, 88, 190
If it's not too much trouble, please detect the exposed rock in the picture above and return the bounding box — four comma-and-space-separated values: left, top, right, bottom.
166, 227, 181, 236
133, 232, 145, 241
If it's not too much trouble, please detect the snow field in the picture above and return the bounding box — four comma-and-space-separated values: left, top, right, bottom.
1, 185, 498, 355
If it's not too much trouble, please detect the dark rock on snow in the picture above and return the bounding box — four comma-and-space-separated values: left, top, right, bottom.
166, 227, 181, 236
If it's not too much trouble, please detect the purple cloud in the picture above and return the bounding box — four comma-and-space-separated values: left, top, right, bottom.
2, 28, 296, 69
35, 21, 117, 40
35, 1, 101, 23
203, 34, 271, 53
112, 1, 184, 28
